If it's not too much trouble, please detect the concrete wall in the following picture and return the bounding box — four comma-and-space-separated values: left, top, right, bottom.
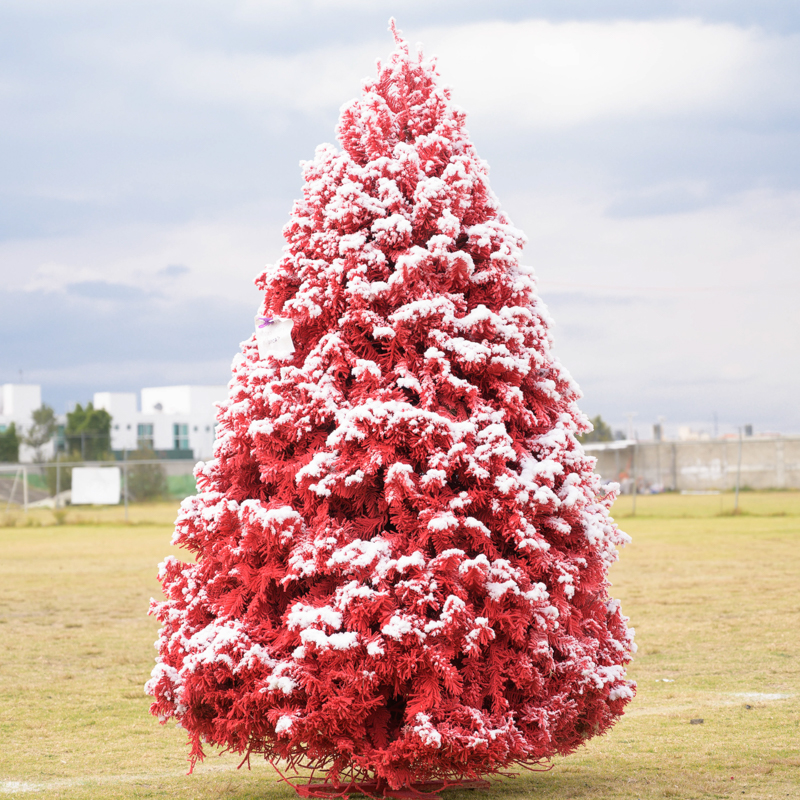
585, 437, 800, 492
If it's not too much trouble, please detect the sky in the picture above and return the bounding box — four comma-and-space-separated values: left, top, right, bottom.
1, 0, 799, 439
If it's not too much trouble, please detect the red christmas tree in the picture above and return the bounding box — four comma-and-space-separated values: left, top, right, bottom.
147, 23, 635, 798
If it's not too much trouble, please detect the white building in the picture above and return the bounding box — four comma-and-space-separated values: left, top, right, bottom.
94, 385, 227, 459
0, 384, 41, 429
0, 384, 47, 461
2, 383, 227, 462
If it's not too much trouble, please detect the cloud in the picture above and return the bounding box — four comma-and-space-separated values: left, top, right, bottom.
3, 205, 280, 303
3, 185, 797, 429
81, 17, 797, 132
24, 358, 236, 412
604, 181, 715, 218
66, 280, 150, 300
512, 188, 800, 429
158, 264, 190, 278
426, 19, 764, 128
0, 284, 252, 405
78, 34, 377, 121
515, 187, 800, 291
3, 13, 796, 240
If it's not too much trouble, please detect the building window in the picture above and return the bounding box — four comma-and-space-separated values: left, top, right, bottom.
55, 425, 66, 453
137, 423, 154, 450
173, 423, 189, 451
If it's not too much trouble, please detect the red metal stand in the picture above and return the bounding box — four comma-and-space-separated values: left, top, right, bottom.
294, 779, 491, 799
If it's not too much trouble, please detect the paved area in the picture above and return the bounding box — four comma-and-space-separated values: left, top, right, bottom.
0, 476, 51, 505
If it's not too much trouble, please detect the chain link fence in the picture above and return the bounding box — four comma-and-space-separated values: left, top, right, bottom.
0, 456, 199, 517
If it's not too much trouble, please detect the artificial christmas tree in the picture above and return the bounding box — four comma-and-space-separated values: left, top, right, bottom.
147, 23, 635, 798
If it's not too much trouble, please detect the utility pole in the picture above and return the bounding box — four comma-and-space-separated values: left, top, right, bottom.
655, 416, 665, 490
625, 411, 637, 441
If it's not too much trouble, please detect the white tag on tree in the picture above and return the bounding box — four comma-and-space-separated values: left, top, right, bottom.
255, 315, 295, 359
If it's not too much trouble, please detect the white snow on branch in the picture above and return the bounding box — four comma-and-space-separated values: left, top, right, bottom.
428, 512, 459, 531
326, 536, 393, 574
299, 629, 360, 651
411, 713, 442, 748
296, 450, 339, 482
352, 359, 382, 379
382, 613, 426, 642
275, 715, 295, 736
287, 603, 343, 631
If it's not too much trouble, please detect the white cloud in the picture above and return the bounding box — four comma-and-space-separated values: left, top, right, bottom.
425, 19, 762, 128
5, 183, 798, 427
24, 358, 234, 391
2, 204, 282, 305
82, 17, 795, 130
514, 187, 800, 291
79, 34, 380, 121
506, 187, 800, 427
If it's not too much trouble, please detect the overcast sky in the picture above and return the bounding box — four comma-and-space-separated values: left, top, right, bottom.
2, 0, 799, 438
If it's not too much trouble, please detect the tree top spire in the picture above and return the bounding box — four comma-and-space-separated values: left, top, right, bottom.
388, 17, 403, 47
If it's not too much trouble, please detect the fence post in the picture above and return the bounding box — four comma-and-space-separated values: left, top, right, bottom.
22, 465, 28, 513
5, 467, 20, 513
655, 442, 661, 490
55, 460, 61, 508
672, 442, 678, 491
631, 443, 638, 516
734, 427, 743, 513
123, 449, 129, 523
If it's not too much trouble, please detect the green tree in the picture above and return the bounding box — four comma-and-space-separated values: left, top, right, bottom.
578, 414, 614, 443
0, 423, 20, 462
126, 448, 167, 502
44, 454, 73, 496
65, 403, 112, 460
24, 404, 57, 462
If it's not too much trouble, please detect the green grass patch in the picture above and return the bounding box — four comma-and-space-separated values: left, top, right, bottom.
166, 474, 197, 500
0, 493, 797, 799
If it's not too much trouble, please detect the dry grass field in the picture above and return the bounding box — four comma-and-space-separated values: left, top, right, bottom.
0, 493, 798, 799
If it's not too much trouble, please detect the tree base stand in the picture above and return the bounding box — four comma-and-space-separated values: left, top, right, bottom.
294, 779, 491, 799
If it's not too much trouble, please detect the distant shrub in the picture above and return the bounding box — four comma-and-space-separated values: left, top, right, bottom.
66, 403, 111, 461
0, 423, 20, 462
24, 405, 57, 462
126, 449, 167, 502
45, 454, 75, 496
578, 414, 615, 443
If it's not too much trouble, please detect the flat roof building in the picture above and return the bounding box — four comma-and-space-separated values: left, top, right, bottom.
1, 383, 227, 462
94, 385, 227, 460
0, 384, 42, 430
